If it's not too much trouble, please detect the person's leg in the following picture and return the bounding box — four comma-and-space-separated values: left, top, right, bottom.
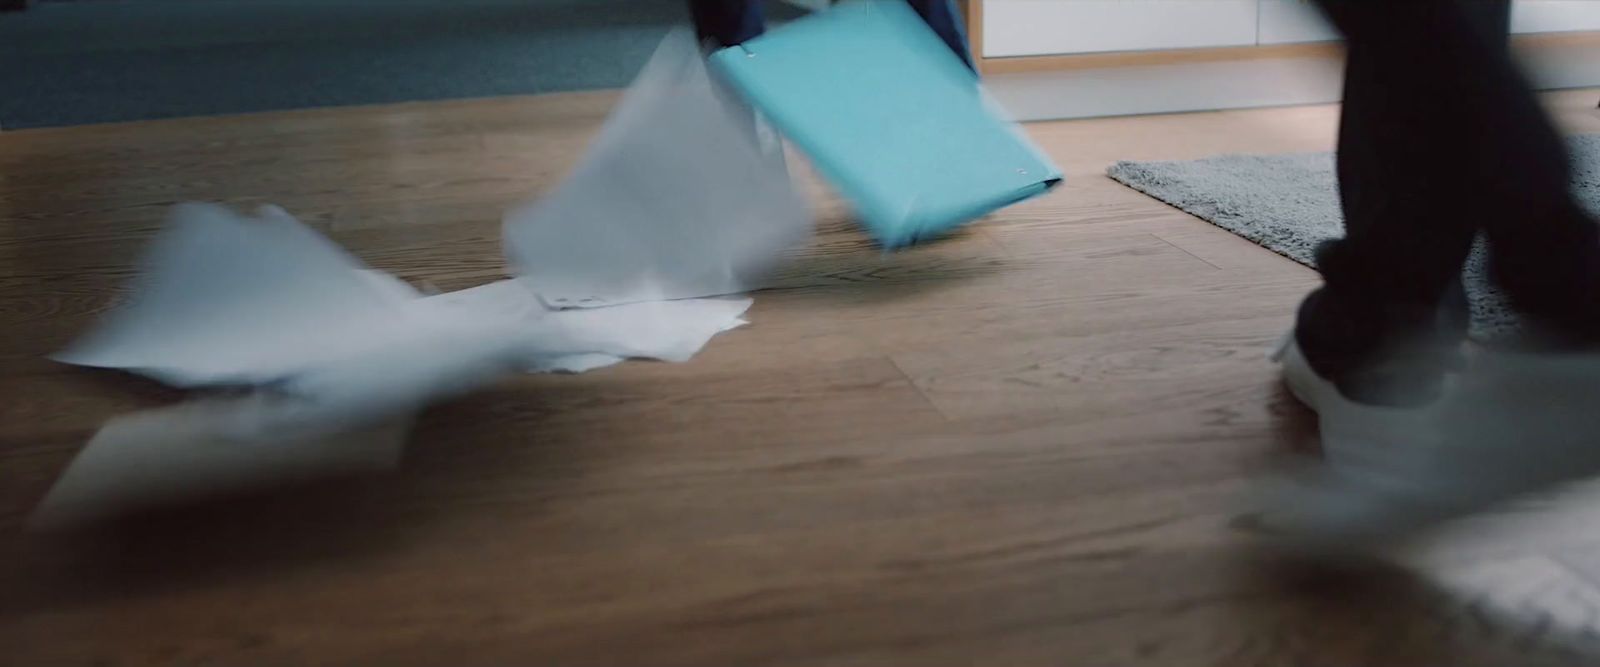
1261, 1, 1600, 552
901, 0, 976, 71
1293, 0, 1583, 404
1401, 2, 1600, 345
688, 0, 765, 48
1468, 14, 1600, 343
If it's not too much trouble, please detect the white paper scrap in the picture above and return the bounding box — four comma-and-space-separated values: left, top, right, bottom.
503, 28, 811, 309
410, 278, 752, 372
54, 203, 424, 387
40, 28, 816, 526
57, 204, 753, 393
30, 399, 411, 528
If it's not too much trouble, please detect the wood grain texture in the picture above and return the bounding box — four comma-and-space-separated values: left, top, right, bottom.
5, 88, 1600, 666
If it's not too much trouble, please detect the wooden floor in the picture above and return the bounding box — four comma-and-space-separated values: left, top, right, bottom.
6, 89, 1600, 666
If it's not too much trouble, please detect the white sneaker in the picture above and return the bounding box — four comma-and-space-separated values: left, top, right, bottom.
1251, 333, 1454, 554
1254, 340, 1600, 556
1269, 333, 1437, 469
1270, 332, 1336, 414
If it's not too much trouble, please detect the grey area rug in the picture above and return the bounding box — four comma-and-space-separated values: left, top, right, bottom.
1107, 135, 1600, 341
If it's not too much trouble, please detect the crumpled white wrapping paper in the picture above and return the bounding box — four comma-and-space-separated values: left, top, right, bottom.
34, 29, 809, 527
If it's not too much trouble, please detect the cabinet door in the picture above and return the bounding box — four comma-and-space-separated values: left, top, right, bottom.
1259, 0, 1600, 43
1256, 0, 1337, 45
981, 0, 1259, 58
1513, 0, 1600, 33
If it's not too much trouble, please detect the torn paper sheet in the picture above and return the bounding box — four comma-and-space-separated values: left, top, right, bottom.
49, 204, 545, 441
38, 204, 755, 527
41, 28, 815, 527
57, 203, 752, 393
38, 201, 757, 528
54, 203, 427, 387
415, 279, 752, 373
30, 400, 410, 528
503, 28, 811, 308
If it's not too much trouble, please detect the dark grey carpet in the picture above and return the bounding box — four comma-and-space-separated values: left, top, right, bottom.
1107, 136, 1600, 341
0, 0, 801, 129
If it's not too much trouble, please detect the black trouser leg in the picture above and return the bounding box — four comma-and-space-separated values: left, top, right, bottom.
688, 0, 765, 48
902, 0, 976, 71
686, 0, 975, 72
1295, 0, 1600, 402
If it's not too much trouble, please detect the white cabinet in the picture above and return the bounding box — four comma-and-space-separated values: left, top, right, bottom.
1256, 0, 1337, 45
1513, 1, 1600, 33
976, 0, 1600, 121
1258, 0, 1600, 43
981, 0, 1258, 58
981, 0, 1600, 59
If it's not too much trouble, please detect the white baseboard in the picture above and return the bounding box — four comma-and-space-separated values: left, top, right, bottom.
987, 43, 1600, 121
